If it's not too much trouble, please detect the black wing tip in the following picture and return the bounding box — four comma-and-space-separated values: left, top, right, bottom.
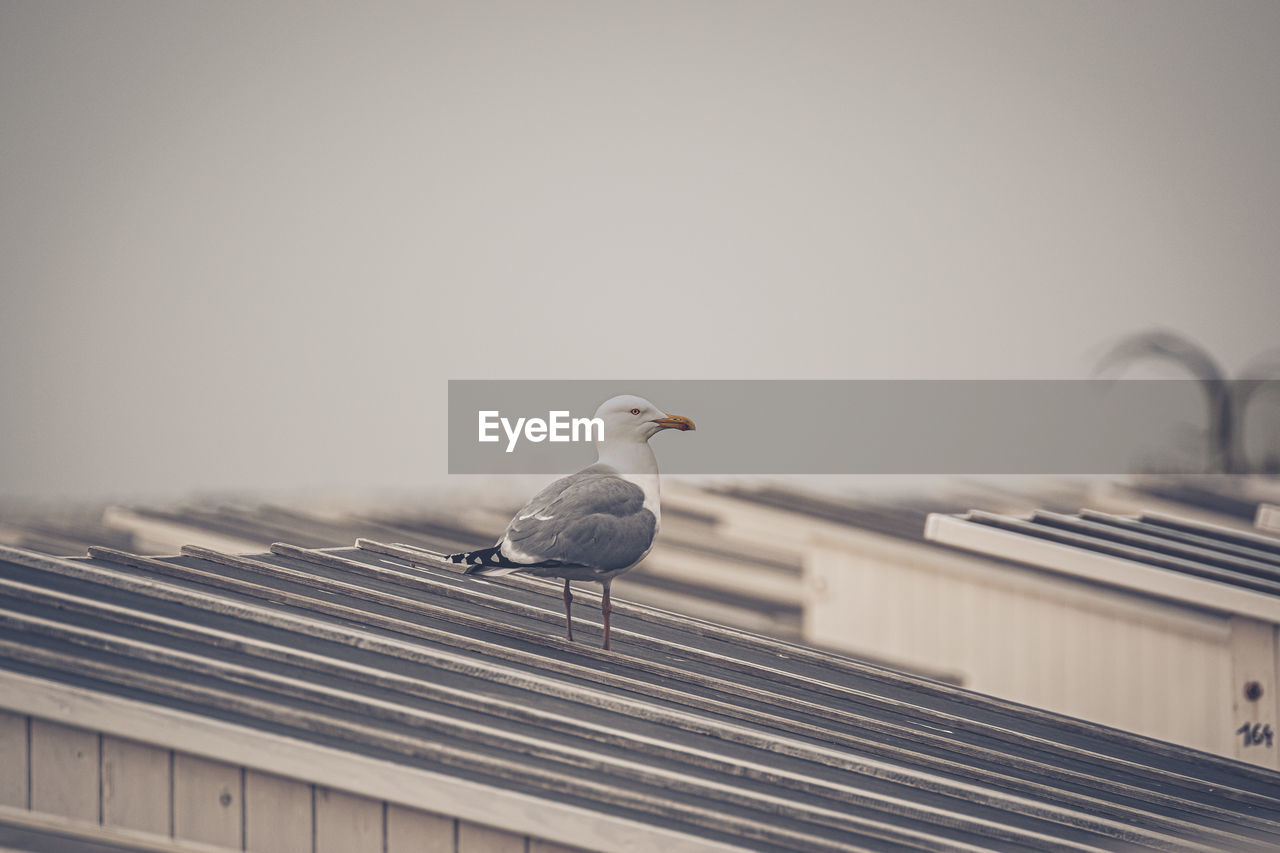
449, 545, 568, 575
449, 545, 540, 574
447, 545, 498, 568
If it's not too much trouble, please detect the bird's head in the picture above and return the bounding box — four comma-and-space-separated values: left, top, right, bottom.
594, 395, 695, 444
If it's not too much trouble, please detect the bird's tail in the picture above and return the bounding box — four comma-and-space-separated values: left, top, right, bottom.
447, 545, 526, 577
380, 542, 515, 574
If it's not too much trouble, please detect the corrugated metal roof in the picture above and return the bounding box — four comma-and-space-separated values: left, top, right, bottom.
709, 481, 1092, 542
2, 539, 1280, 852
935, 509, 1280, 599
1, 496, 804, 641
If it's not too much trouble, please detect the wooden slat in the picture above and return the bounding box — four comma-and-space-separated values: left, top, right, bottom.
385, 804, 454, 853
29, 720, 98, 821
266, 542, 568, 631
529, 840, 592, 853
353, 539, 467, 574
1079, 510, 1280, 568
458, 820, 526, 853
244, 771, 312, 853
1140, 511, 1280, 553
924, 514, 1280, 624
173, 754, 242, 848
315, 787, 381, 853
970, 512, 1280, 595
0, 712, 27, 809
0, 803, 244, 853
1031, 511, 1280, 579
101, 736, 171, 834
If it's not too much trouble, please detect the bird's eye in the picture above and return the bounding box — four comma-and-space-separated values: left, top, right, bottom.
630, 408, 641, 415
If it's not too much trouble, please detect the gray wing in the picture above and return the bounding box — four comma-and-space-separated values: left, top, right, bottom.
500, 464, 656, 571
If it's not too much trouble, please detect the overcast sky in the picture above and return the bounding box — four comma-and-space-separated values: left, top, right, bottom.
2, 2, 1279, 501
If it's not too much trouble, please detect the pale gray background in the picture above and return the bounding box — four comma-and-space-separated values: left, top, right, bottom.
3, 2, 1279, 499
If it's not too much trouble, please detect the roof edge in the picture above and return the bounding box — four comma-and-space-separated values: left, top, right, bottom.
0, 669, 743, 853
924, 513, 1280, 624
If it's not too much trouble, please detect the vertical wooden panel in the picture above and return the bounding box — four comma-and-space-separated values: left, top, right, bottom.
29, 720, 98, 821
808, 531, 1244, 758
0, 712, 28, 808
245, 770, 312, 853
1230, 617, 1279, 769
458, 821, 525, 853
101, 736, 170, 834
1144, 623, 1173, 741
1185, 631, 1235, 755
1072, 608, 1109, 724
386, 803, 454, 853
315, 787, 381, 853
1205, 637, 1235, 755
173, 753, 242, 848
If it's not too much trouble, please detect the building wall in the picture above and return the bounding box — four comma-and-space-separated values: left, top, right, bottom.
0, 710, 584, 853
804, 531, 1243, 757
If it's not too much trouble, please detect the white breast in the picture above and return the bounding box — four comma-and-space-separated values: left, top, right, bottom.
619, 472, 661, 532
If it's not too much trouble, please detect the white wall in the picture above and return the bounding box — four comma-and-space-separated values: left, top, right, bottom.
804, 532, 1249, 758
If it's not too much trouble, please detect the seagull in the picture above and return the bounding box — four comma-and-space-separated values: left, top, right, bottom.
446, 395, 694, 650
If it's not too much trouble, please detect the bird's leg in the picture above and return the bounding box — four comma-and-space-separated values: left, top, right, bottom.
600, 580, 613, 651
563, 579, 573, 642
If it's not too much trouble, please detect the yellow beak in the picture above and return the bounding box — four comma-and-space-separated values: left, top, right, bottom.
652, 414, 696, 432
